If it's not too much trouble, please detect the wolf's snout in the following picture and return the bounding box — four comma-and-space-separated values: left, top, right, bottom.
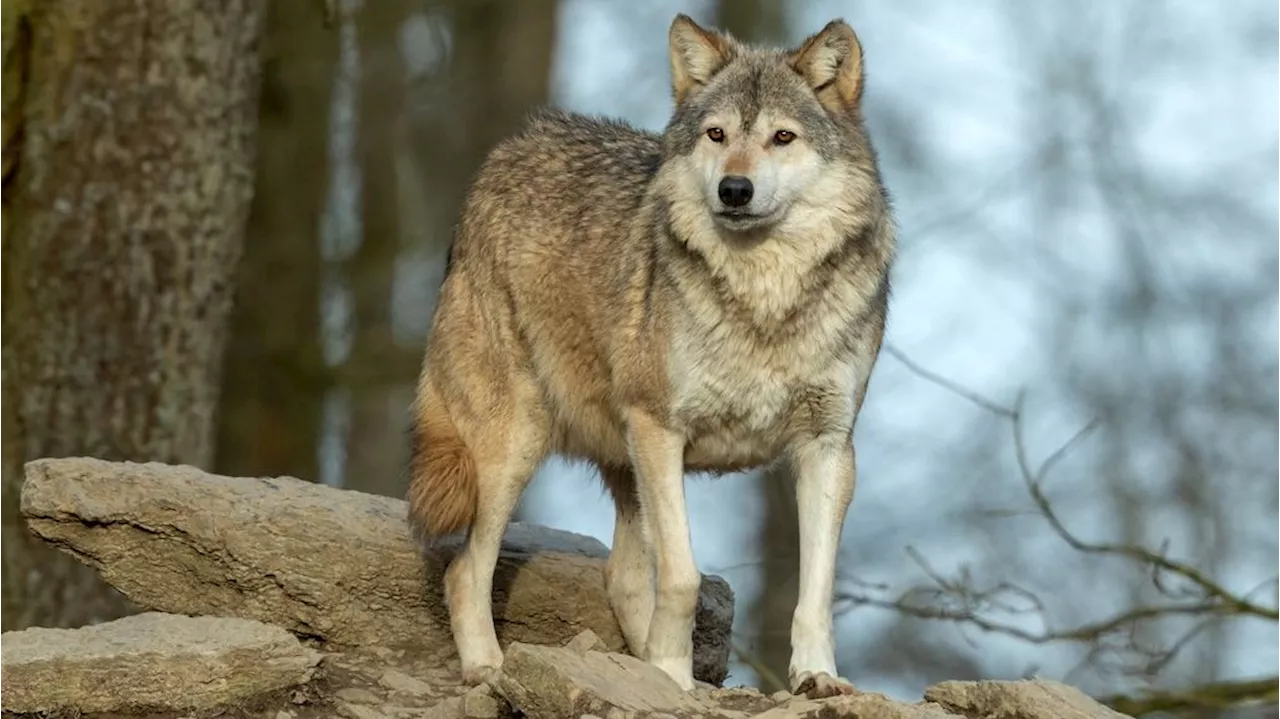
718, 176, 754, 208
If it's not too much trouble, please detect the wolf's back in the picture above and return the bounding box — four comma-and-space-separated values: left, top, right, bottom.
448, 110, 661, 269
408, 110, 663, 541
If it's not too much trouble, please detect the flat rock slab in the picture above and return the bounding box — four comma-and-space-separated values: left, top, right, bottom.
0, 611, 320, 714
925, 679, 1133, 719
493, 636, 1134, 719
20, 457, 733, 684
753, 695, 956, 719
498, 641, 712, 718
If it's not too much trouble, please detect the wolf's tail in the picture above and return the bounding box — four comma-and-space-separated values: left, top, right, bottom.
407, 387, 477, 541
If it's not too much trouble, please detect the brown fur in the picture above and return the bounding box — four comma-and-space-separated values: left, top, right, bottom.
407, 379, 477, 537
406, 14, 896, 693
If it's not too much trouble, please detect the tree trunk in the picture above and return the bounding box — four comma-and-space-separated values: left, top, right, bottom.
340, 0, 415, 497
1, 0, 266, 631
214, 0, 335, 482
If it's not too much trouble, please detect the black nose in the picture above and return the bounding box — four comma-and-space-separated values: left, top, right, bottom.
718, 176, 754, 208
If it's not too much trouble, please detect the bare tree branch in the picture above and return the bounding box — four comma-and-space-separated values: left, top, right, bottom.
850, 348, 1279, 716
1101, 676, 1279, 717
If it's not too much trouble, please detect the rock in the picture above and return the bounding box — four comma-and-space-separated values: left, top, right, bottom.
380, 668, 440, 697
338, 703, 392, 719
566, 628, 609, 654
20, 456, 734, 684
753, 693, 955, 719
491, 644, 1135, 719
694, 574, 735, 685
925, 678, 1133, 719
0, 611, 320, 714
463, 684, 506, 718
420, 696, 465, 719
335, 687, 383, 704
497, 641, 710, 718
695, 685, 776, 716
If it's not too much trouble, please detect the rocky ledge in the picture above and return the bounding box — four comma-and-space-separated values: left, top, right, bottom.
1, 457, 1132, 719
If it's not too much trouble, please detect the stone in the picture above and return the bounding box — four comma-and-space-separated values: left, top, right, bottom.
338, 703, 392, 719
419, 696, 465, 719
925, 678, 1133, 719
752, 693, 956, 719
566, 628, 609, 654
380, 668, 440, 697
695, 685, 776, 715
490, 646, 1135, 719
335, 687, 383, 704
0, 611, 319, 714
463, 684, 505, 718
497, 641, 710, 718
20, 456, 734, 684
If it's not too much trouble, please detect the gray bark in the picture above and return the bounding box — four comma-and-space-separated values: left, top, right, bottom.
1, 0, 266, 630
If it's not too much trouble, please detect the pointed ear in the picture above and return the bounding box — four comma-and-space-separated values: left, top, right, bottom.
788, 20, 865, 114
669, 14, 736, 105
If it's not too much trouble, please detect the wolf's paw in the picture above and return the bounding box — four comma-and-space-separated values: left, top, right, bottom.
649, 655, 696, 692
791, 670, 856, 699
460, 658, 503, 686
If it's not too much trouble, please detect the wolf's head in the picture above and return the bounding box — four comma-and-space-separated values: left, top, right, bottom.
660, 15, 878, 237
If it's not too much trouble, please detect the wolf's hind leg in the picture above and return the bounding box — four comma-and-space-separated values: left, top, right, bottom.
601, 466, 655, 659
443, 382, 549, 685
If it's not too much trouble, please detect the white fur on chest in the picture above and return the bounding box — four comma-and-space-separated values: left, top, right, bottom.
670, 317, 852, 469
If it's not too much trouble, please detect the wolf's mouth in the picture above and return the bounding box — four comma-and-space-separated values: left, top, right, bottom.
714, 209, 780, 231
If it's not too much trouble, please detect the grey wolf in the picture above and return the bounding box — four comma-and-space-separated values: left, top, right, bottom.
407, 13, 895, 699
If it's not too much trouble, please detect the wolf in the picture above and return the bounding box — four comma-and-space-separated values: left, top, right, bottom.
407, 13, 896, 698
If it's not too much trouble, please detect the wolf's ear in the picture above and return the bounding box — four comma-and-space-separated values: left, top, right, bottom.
788, 20, 864, 114
669, 14, 736, 105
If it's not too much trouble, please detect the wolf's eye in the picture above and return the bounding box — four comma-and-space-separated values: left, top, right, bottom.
706, 127, 725, 143
773, 130, 796, 145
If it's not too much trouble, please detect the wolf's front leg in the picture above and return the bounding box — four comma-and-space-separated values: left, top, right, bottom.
788, 436, 857, 698
626, 410, 698, 691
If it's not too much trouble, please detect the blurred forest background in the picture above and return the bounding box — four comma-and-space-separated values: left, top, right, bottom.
2, 1, 1276, 717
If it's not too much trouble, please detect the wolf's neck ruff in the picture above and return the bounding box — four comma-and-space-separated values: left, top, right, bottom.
654, 182, 887, 333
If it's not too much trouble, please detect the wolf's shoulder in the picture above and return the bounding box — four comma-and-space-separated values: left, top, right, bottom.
519, 107, 660, 146
484, 108, 663, 177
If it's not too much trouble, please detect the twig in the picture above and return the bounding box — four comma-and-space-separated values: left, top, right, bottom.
730, 637, 788, 694
1100, 675, 1279, 716
841, 589, 1230, 646
884, 344, 1016, 418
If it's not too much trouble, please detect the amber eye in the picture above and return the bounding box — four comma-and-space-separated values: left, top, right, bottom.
773, 130, 796, 145
706, 127, 725, 143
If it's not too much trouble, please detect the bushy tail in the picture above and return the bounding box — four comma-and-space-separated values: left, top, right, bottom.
407, 391, 477, 542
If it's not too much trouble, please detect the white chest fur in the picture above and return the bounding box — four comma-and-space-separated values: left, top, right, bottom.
670, 313, 854, 471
